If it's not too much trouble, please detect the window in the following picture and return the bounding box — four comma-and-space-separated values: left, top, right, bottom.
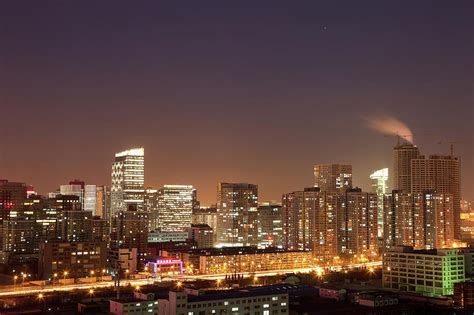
264, 311, 270, 315
281, 302, 287, 306
263, 304, 269, 308
272, 297, 278, 301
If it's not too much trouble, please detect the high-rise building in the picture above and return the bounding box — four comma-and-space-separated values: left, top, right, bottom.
369, 168, 389, 237
313, 164, 352, 193
0, 180, 27, 222
257, 202, 283, 248
192, 206, 218, 233
281, 191, 305, 250
145, 188, 159, 231
95, 185, 110, 219
384, 190, 454, 250
216, 183, 258, 246
189, 224, 214, 248
312, 191, 340, 261
60, 180, 84, 206
339, 188, 378, 258
393, 143, 420, 192
155, 185, 196, 232
411, 154, 461, 239
111, 148, 145, 214
282, 187, 339, 254
110, 210, 148, 268
83, 184, 97, 214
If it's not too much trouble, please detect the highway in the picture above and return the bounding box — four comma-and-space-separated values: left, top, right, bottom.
0, 261, 382, 298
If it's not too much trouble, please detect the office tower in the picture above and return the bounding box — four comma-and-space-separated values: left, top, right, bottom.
83, 184, 97, 214
60, 180, 84, 204
339, 188, 378, 258
312, 191, 340, 260
0, 180, 27, 222
155, 185, 196, 232
189, 224, 214, 248
384, 190, 454, 250
257, 202, 283, 248
393, 143, 420, 192
192, 206, 218, 233
313, 164, 352, 193
95, 185, 110, 219
411, 154, 461, 239
369, 168, 389, 237
145, 188, 159, 231
216, 183, 258, 246
110, 210, 148, 268
111, 147, 145, 214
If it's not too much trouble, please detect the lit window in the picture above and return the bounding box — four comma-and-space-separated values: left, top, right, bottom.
281, 302, 287, 306
263, 304, 269, 308
272, 297, 278, 301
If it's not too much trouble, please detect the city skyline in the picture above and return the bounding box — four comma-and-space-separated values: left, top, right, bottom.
1, 1, 472, 205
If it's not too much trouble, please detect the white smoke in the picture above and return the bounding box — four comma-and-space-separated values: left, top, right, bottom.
365, 115, 414, 144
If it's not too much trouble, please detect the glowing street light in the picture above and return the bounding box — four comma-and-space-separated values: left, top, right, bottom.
63, 271, 68, 279
88, 289, 94, 296
176, 281, 182, 288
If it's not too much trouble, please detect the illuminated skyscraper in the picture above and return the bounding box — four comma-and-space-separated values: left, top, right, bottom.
369, 168, 389, 237
95, 185, 110, 219
216, 183, 258, 246
156, 185, 196, 232
393, 143, 419, 192
314, 164, 352, 193
111, 148, 145, 214
83, 184, 97, 214
411, 155, 461, 239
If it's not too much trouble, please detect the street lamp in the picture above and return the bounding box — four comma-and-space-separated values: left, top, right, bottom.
22, 274, 27, 285
63, 271, 68, 279
216, 279, 221, 288
13, 275, 18, 288
176, 281, 182, 289
53, 273, 58, 285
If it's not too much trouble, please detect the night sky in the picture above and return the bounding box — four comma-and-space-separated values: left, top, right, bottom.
1, 1, 473, 205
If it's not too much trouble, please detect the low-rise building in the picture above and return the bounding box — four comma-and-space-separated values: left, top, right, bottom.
110, 297, 158, 315
196, 247, 313, 274
383, 246, 467, 296
357, 291, 398, 308
157, 285, 289, 315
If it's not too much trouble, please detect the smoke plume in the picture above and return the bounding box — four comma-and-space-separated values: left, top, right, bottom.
365, 115, 414, 143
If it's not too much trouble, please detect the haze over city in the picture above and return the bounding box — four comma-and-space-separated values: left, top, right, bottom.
1, 1, 472, 205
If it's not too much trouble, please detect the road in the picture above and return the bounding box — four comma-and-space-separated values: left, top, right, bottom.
0, 261, 382, 298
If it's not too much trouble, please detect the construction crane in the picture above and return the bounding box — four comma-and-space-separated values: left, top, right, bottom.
437, 141, 460, 157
